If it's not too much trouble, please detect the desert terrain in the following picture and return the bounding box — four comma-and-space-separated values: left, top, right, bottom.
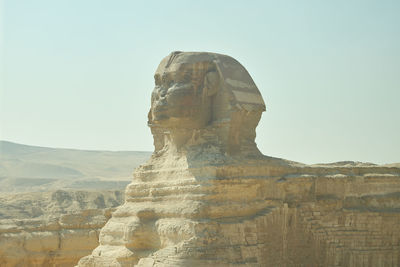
0, 141, 150, 266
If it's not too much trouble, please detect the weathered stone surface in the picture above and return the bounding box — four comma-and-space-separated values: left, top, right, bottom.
75, 51, 400, 267
0, 190, 124, 266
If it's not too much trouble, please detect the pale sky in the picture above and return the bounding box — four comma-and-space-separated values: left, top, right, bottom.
1, 0, 399, 164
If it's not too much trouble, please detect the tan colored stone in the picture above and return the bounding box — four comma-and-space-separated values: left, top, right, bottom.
0, 190, 124, 267
76, 52, 400, 267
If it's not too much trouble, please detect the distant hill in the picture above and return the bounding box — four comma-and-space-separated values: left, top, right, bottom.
0, 141, 152, 192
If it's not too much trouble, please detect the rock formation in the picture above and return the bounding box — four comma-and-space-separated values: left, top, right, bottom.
0, 190, 124, 266
77, 52, 400, 267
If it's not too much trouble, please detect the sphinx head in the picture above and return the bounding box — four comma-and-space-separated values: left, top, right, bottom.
148, 52, 266, 155
149, 52, 220, 129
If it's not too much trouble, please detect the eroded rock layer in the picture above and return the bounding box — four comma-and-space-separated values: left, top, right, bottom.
78, 155, 400, 267
77, 52, 400, 267
0, 190, 124, 266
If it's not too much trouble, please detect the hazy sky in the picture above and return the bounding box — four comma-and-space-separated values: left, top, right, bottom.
1, 0, 399, 164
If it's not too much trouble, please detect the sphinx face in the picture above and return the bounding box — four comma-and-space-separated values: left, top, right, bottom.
148, 51, 265, 154
149, 62, 212, 129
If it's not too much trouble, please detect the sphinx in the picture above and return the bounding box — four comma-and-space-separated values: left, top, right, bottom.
77, 52, 400, 267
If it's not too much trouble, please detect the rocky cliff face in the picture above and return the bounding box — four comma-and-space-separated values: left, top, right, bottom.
76, 52, 400, 267
78, 159, 400, 267
0, 190, 124, 266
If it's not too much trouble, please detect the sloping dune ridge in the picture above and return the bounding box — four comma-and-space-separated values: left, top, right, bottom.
0, 140, 151, 192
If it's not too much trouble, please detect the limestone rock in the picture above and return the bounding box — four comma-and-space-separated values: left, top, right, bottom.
0, 190, 124, 266
77, 52, 400, 267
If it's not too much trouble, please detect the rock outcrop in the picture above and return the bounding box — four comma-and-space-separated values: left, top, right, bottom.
76, 52, 400, 267
0, 190, 124, 266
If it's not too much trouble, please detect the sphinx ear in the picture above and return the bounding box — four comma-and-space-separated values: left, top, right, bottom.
204, 71, 219, 97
